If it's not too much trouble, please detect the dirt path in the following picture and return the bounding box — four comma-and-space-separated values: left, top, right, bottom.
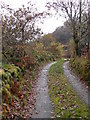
63, 61, 89, 107
32, 62, 56, 118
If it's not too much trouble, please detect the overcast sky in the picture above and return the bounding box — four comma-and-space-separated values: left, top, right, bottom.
1, 0, 66, 34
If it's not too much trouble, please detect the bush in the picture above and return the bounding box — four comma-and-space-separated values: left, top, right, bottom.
70, 56, 90, 83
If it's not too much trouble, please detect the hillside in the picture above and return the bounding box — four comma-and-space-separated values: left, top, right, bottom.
52, 21, 72, 44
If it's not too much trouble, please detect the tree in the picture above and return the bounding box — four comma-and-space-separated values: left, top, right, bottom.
0, 20, 2, 65
46, 0, 88, 56
40, 33, 56, 47
87, 1, 90, 59
2, 2, 45, 45
1, 1, 47, 63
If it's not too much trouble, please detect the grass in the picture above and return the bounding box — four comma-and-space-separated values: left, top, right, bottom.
49, 58, 89, 119
70, 57, 89, 84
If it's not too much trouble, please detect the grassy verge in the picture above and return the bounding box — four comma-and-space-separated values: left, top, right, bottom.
70, 57, 90, 84
49, 59, 89, 119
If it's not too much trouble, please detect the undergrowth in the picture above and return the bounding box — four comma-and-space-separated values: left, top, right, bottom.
70, 56, 90, 84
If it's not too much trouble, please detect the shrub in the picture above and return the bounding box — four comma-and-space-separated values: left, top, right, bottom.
70, 56, 89, 83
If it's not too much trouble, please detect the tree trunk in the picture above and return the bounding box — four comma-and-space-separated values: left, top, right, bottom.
79, 0, 82, 57
72, 25, 79, 56
87, 1, 90, 60
75, 42, 79, 56
22, 27, 24, 44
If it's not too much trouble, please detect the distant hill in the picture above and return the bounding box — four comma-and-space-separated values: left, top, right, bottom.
52, 21, 72, 44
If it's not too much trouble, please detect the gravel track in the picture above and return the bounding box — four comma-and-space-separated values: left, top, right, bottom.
32, 61, 89, 118
32, 62, 56, 118
63, 61, 90, 107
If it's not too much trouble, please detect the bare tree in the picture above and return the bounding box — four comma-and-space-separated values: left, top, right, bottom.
1, 2, 46, 45
1, 1, 47, 63
87, 0, 90, 59
46, 0, 88, 56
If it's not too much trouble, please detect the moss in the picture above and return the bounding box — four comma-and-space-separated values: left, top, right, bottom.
1, 64, 22, 106
2, 87, 11, 99
2, 64, 21, 81
4, 84, 10, 91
